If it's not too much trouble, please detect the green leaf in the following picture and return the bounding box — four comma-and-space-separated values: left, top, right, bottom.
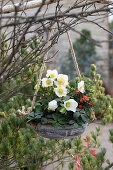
55, 98, 62, 102
60, 103, 64, 107
81, 114, 89, 123
106, 159, 110, 165
41, 118, 47, 124
74, 123, 78, 128
35, 110, 43, 116
59, 107, 66, 114
69, 120, 75, 125
27, 112, 35, 122
46, 114, 53, 119
79, 109, 85, 114
73, 112, 80, 120
60, 120, 67, 125
35, 110, 43, 119
54, 123, 60, 128
35, 102, 41, 109
28, 112, 35, 118
52, 114, 58, 121
36, 114, 42, 119
63, 96, 70, 101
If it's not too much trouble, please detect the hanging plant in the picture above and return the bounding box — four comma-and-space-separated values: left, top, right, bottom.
27, 69, 95, 139
17, 28, 95, 139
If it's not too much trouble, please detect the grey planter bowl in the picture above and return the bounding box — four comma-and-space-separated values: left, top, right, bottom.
37, 124, 87, 139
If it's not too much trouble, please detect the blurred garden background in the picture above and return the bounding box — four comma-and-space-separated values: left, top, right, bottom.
0, 0, 113, 169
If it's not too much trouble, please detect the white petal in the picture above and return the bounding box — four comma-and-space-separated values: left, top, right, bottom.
54, 86, 67, 97
48, 100, 58, 111
42, 78, 53, 87
46, 70, 51, 77
46, 70, 58, 80
70, 99, 78, 107
64, 99, 78, 113
78, 81, 84, 88
78, 81, 85, 93
55, 74, 68, 86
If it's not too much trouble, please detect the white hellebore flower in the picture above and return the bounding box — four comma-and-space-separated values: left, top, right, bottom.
48, 100, 58, 111
54, 86, 67, 97
55, 74, 68, 87
78, 81, 85, 93
42, 78, 53, 87
64, 99, 78, 113
46, 69, 58, 80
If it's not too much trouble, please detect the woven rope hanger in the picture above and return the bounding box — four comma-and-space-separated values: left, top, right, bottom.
18, 24, 82, 115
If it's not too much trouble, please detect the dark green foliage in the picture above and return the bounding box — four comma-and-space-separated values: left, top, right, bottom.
0, 115, 37, 169
28, 81, 94, 127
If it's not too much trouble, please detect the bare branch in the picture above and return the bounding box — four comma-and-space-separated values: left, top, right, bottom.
0, 0, 63, 14
0, 0, 112, 102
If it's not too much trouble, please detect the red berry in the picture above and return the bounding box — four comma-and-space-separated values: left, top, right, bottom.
80, 99, 84, 103
83, 137, 88, 142
90, 149, 96, 156
86, 98, 90, 102
82, 95, 87, 98
76, 91, 80, 94
75, 155, 79, 161
92, 103, 95, 106
78, 105, 83, 109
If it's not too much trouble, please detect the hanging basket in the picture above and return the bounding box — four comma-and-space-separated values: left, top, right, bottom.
21, 26, 93, 140
36, 123, 87, 139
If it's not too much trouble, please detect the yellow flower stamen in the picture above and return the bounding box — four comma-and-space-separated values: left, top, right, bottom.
79, 86, 83, 90
46, 79, 51, 85
58, 88, 63, 94
66, 102, 71, 107
57, 78, 65, 85
50, 73, 55, 78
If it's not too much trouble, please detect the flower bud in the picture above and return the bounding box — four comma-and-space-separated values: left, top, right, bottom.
96, 74, 101, 80
98, 80, 102, 86
100, 87, 105, 93
90, 71, 95, 78
90, 64, 96, 71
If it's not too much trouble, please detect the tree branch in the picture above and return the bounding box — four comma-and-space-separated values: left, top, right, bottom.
0, 0, 63, 14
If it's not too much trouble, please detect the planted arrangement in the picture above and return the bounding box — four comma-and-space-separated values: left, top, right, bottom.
28, 70, 95, 129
